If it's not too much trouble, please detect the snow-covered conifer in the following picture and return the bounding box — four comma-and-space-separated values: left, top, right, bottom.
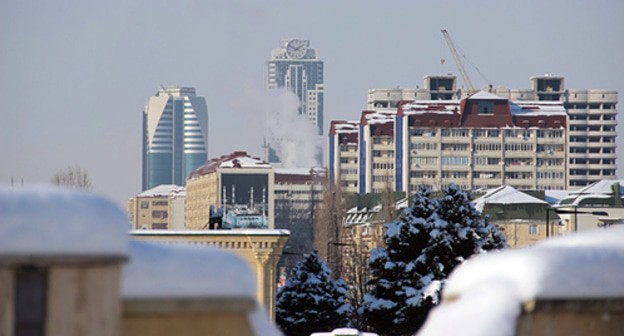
276, 250, 352, 336
361, 185, 506, 336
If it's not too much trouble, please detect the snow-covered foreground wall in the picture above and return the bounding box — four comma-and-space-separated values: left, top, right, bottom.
418, 227, 624, 336
0, 187, 129, 257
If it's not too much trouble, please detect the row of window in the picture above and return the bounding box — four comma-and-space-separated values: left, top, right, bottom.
372, 150, 394, 157
536, 172, 564, 179
340, 168, 358, 175
410, 142, 438, 150
442, 143, 470, 151
372, 175, 393, 182
372, 163, 394, 170
570, 114, 616, 121
566, 103, 615, 110
410, 128, 566, 139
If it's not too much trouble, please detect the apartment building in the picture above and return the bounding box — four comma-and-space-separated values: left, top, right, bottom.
368, 74, 618, 188
330, 91, 568, 194
328, 120, 359, 193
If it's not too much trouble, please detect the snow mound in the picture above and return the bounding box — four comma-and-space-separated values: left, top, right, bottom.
0, 187, 128, 258
419, 227, 624, 336
122, 240, 255, 300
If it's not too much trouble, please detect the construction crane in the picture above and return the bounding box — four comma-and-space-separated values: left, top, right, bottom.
441, 29, 475, 92
441, 29, 492, 94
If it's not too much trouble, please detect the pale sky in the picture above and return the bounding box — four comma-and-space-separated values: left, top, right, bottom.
1, 0, 623, 207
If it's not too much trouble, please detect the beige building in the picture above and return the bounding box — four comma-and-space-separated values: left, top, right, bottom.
128, 184, 185, 230
473, 185, 561, 248
555, 179, 624, 232
186, 152, 275, 230
129, 229, 290, 322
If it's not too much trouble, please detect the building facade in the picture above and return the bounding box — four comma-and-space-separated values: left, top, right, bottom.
328, 121, 359, 194
142, 87, 208, 191
267, 38, 324, 135
127, 184, 186, 230
185, 152, 275, 230
367, 75, 618, 188
330, 91, 569, 194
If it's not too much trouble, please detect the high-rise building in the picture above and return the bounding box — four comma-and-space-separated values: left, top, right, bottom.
267, 38, 324, 134
266, 39, 324, 164
142, 87, 208, 191
367, 74, 618, 189
330, 91, 569, 194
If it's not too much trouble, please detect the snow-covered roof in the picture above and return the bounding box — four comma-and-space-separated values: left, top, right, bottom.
274, 167, 320, 176
122, 240, 255, 300
401, 97, 565, 117
363, 110, 396, 125
472, 185, 547, 212
544, 190, 570, 205
137, 184, 185, 198
334, 121, 359, 133
189, 151, 271, 178
0, 188, 128, 260
419, 227, 624, 336
509, 101, 567, 116
219, 156, 272, 169
469, 91, 508, 100
401, 101, 459, 116
558, 180, 624, 206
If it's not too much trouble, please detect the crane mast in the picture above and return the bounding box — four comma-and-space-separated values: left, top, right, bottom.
441, 29, 475, 93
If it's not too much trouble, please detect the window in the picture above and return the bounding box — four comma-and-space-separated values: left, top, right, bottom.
152, 210, 168, 219
441, 156, 469, 165
152, 200, 168, 206
474, 143, 501, 151
410, 142, 437, 151
529, 224, 539, 235
140, 201, 149, 209
152, 223, 168, 230
474, 156, 500, 165
478, 101, 494, 114
15, 267, 48, 336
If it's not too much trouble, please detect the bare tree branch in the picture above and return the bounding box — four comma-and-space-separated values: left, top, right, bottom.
51, 165, 92, 191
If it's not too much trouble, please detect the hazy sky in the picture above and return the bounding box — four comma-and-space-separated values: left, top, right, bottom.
1, 0, 623, 207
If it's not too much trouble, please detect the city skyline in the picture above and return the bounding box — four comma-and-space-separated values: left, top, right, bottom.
1, 1, 623, 206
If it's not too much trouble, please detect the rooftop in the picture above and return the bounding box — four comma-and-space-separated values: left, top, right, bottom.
189, 151, 271, 178
137, 184, 185, 198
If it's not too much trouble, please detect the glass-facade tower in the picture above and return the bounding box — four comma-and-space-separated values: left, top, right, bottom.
142, 87, 208, 191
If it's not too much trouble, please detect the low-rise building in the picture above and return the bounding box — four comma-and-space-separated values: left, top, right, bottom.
473, 185, 561, 248
186, 152, 275, 230
555, 179, 624, 232
128, 184, 185, 230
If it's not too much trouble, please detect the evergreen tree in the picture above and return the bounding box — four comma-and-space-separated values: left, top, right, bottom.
276, 250, 352, 336
361, 185, 506, 336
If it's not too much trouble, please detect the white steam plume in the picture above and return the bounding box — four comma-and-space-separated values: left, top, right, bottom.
235, 85, 321, 168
